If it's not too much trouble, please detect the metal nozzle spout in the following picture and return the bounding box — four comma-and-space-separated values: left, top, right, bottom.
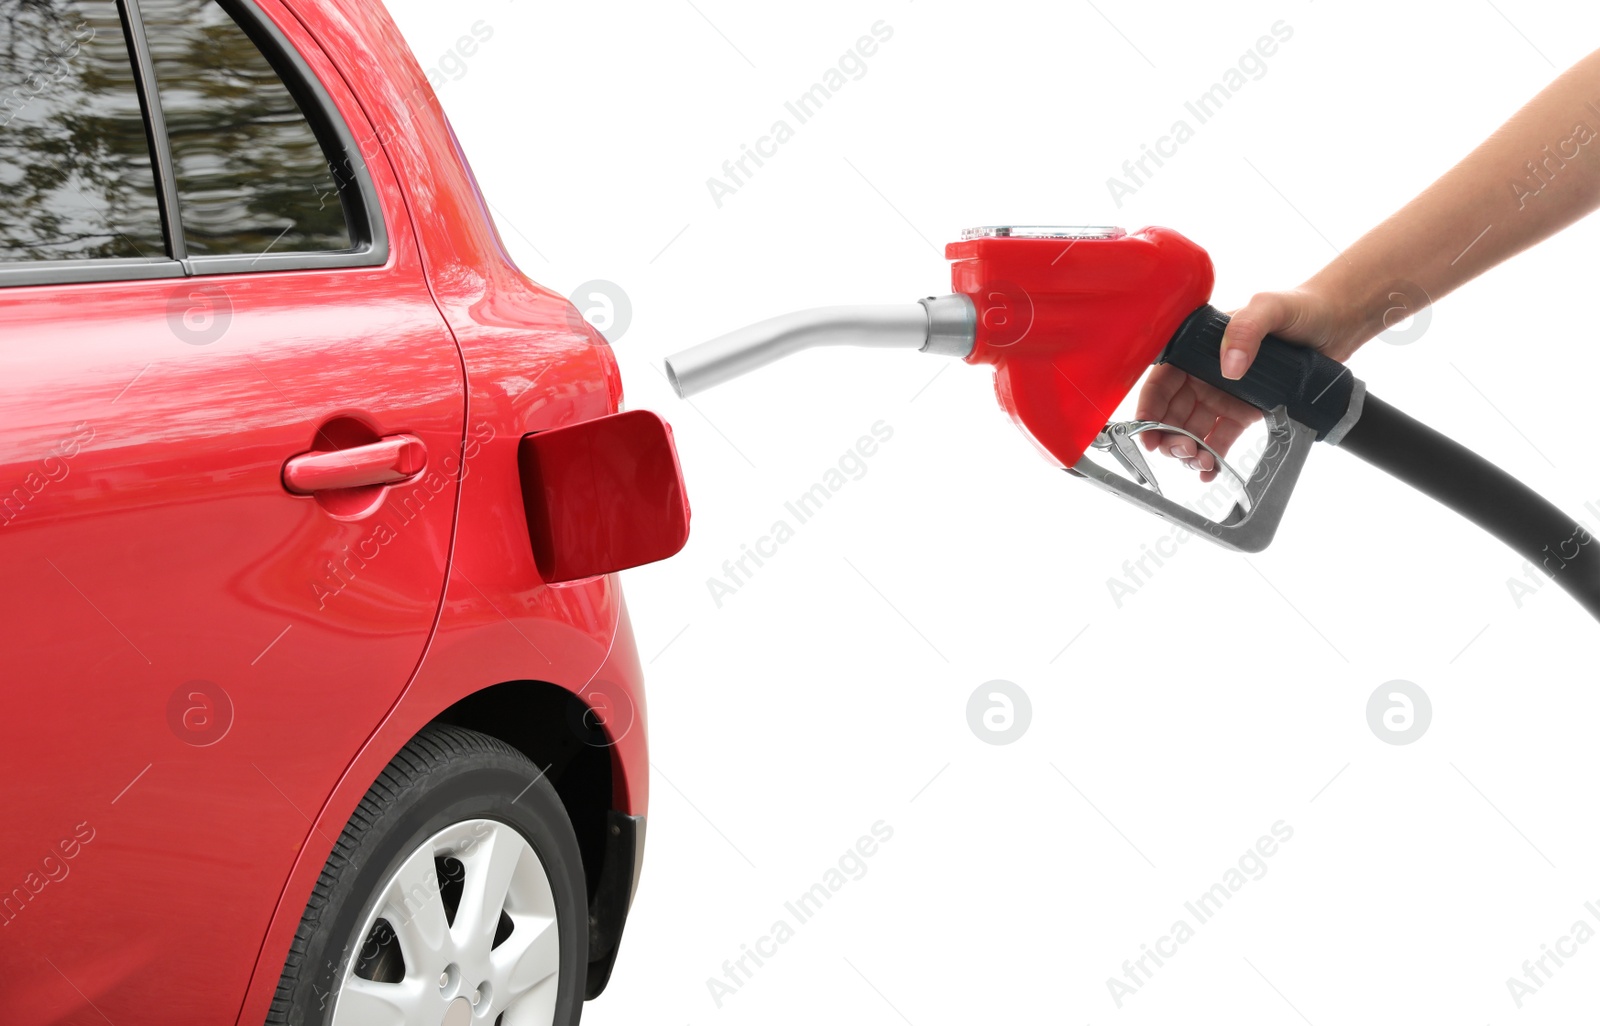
663, 294, 975, 399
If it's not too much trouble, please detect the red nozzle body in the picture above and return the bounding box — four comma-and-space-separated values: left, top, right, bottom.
946, 226, 1215, 467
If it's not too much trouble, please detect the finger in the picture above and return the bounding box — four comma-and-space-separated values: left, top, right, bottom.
1196, 417, 1248, 483
1211, 390, 1264, 430
1178, 408, 1220, 473
1188, 376, 1266, 465
1134, 366, 1187, 450
1168, 384, 1262, 467
1220, 293, 1294, 380
1204, 416, 1249, 459
1160, 385, 1199, 460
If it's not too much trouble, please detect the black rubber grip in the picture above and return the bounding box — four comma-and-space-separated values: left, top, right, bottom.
1158, 304, 1355, 439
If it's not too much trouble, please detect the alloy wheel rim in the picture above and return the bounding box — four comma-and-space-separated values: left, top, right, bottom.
331, 818, 561, 1026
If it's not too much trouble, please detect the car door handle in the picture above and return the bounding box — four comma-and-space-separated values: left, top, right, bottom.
282, 434, 427, 494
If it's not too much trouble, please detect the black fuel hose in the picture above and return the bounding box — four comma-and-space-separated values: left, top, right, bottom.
1334, 396, 1600, 620
1162, 304, 1600, 621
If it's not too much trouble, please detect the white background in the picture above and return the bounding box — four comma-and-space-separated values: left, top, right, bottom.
387, 2, 1600, 1021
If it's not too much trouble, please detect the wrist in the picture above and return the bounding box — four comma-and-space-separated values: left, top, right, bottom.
1299, 264, 1417, 359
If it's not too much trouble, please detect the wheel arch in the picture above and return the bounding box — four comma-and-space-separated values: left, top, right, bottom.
430, 679, 641, 999
432, 681, 609, 898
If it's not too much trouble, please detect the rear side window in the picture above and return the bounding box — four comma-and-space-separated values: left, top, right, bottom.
0, 0, 167, 262
138, 0, 351, 256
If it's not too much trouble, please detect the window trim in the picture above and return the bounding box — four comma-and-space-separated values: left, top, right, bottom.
172, 0, 390, 274
0, 0, 390, 289
120, 0, 187, 263
0, 257, 186, 287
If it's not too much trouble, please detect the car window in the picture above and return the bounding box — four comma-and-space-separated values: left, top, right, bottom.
139, 0, 351, 256
0, 0, 167, 262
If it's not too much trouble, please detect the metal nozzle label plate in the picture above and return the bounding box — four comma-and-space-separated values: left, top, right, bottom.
960, 225, 1125, 240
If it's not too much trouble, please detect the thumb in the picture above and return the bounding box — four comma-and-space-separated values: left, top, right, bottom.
1218, 293, 1289, 380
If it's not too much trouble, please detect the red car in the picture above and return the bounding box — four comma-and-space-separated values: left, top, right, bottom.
0, 1, 688, 1023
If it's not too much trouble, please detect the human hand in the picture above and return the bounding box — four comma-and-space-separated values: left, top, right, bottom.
1135, 287, 1368, 482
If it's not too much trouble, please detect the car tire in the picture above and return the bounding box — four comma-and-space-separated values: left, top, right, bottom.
265, 723, 588, 1026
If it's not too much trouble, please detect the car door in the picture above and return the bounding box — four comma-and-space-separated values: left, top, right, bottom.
0, 1, 466, 1020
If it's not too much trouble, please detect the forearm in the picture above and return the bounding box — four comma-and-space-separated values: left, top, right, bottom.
1310, 47, 1600, 344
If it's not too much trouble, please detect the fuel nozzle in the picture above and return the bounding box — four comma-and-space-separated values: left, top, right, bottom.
664, 225, 1216, 468
662, 226, 1364, 553
662, 294, 976, 399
